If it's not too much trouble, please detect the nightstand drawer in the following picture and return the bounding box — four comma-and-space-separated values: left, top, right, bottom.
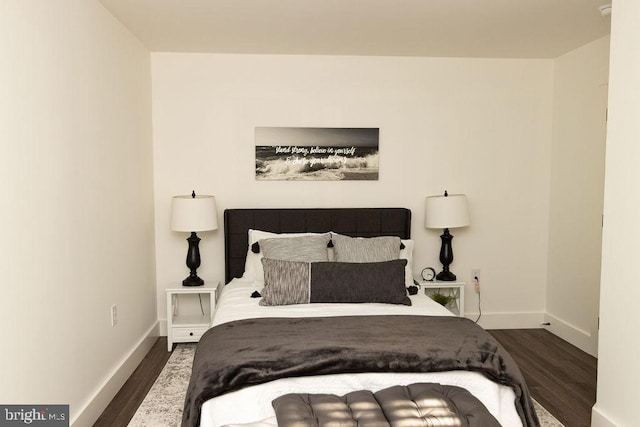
172, 326, 208, 341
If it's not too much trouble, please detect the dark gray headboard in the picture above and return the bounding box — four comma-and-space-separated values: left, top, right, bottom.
224, 208, 412, 284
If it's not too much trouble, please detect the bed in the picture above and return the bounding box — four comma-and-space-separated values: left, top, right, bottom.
183, 208, 539, 427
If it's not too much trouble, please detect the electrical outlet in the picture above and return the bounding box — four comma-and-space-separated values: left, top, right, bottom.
471, 269, 481, 293
471, 268, 481, 283
111, 304, 118, 327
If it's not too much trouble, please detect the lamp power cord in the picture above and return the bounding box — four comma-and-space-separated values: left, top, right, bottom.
473, 276, 482, 323
198, 293, 205, 316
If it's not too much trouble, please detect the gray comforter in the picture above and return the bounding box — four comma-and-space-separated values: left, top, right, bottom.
182, 315, 540, 427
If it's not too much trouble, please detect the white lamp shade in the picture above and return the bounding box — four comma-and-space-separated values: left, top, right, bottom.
171, 195, 218, 232
425, 194, 470, 229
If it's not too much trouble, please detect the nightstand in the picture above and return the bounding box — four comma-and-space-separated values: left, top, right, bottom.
166, 282, 219, 351
417, 280, 465, 317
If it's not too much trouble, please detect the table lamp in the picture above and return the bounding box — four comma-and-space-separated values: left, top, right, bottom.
425, 191, 470, 281
171, 191, 218, 286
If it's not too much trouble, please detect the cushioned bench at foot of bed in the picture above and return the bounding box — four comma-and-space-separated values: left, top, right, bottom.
272, 382, 501, 427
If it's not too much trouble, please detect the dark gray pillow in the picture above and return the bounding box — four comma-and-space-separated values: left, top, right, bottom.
310, 259, 409, 305
331, 234, 401, 263
260, 258, 410, 306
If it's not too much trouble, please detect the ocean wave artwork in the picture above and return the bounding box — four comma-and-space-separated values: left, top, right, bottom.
255, 127, 380, 181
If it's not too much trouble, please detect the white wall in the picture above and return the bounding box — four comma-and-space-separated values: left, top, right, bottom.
593, 1, 640, 426
151, 53, 553, 330
0, 1, 156, 425
546, 36, 610, 357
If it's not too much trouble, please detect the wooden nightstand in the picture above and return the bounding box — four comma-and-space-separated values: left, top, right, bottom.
166, 282, 219, 351
416, 280, 465, 317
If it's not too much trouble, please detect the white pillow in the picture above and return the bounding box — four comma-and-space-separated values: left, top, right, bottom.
327, 233, 415, 286
399, 239, 415, 287
242, 229, 329, 284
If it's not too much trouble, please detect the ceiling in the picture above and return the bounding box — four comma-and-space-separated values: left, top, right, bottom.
99, 0, 611, 58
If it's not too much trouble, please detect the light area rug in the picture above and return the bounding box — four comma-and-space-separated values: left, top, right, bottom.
128, 343, 563, 427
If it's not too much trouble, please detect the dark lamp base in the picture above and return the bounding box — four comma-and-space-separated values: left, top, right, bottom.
436, 270, 457, 281
436, 228, 457, 282
182, 275, 204, 287
182, 231, 204, 286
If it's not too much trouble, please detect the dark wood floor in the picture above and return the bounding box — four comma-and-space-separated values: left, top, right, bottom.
95, 330, 597, 427
93, 338, 172, 427
489, 329, 597, 427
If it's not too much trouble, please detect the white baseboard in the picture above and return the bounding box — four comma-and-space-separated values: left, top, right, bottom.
591, 404, 617, 427
464, 311, 545, 329
71, 321, 160, 427
543, 312, 597, 357
160, 318, 167, 336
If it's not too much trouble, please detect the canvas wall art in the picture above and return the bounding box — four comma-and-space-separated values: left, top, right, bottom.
255, 127, 379, 181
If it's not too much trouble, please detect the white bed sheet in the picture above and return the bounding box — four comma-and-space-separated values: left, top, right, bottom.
200, 279, 522, 427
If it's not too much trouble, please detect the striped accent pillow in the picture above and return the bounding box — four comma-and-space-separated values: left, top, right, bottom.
260, 259, 310, 306
259, 234, 331, 263
332, 234, 401, 263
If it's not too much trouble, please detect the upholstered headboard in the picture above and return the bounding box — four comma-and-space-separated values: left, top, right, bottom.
224, 208, 412, 284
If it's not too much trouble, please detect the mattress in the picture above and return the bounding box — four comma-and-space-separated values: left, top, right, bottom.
197, 279, 522, 427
